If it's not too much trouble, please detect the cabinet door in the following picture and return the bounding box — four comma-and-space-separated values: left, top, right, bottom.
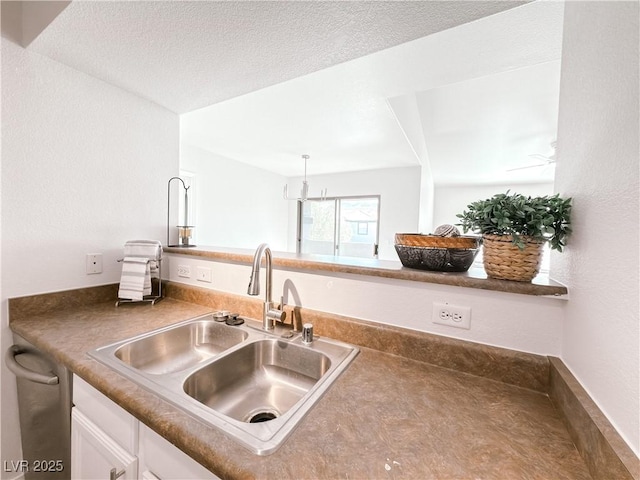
138, 424, 219, 480
71, 409, 138, 480
73, 375, 139, 454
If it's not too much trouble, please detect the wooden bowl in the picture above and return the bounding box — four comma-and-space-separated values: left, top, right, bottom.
394, 234, 481, 272
394, 233, 480, 249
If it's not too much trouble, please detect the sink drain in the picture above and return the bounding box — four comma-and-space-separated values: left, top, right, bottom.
248, 411, 278, 423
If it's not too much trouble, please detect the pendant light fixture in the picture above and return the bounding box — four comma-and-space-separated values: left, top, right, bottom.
283, 154, 327, 202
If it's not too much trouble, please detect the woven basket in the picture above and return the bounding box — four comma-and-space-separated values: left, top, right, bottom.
482, 234, 544, 282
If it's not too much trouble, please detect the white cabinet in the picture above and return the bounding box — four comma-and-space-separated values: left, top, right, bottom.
139, 424, 219, 480
72, 376, 138, 480
71, 409, 138, 480
73, 376, 138, 453
72, 375, 219, 480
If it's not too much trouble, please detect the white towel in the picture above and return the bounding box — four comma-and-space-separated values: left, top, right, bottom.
124, 240, 162, 273
118, 257, 151, 301
124, 240, 162, 259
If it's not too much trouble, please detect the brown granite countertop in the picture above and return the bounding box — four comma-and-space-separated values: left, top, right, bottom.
10, 296, 590, 479
165, 245, 568, 297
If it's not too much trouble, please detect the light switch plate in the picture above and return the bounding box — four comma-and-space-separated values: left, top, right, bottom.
196, 266, 212, 283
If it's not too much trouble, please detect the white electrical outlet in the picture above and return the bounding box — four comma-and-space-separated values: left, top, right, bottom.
177, 265, 191, 278
432, 302, 471, 329
196, 266, 212, 283
86, 253, 103, 274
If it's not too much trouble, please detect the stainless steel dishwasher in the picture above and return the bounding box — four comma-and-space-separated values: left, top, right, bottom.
5, 333, 72, 480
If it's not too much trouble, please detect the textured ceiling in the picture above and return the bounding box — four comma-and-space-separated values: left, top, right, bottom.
24, 0, 562, 185
181, 1, 563, 182
28, 0, 527, 113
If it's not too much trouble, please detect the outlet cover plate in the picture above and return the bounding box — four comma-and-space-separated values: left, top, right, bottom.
432, 302, 471, 329
177, 265, 191, 278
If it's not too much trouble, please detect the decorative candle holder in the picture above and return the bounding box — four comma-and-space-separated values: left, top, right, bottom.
167, 177, 196, 248
178, 226, 195, 246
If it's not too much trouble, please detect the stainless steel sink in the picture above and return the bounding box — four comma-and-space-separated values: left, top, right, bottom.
89, 313, 359, 455
114, 320, 248, 374
183, 338, 331, 423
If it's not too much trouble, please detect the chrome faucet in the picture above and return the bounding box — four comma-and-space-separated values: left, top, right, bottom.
247, 243, 286, 331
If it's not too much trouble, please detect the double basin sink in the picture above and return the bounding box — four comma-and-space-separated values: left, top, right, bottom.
89, 313, 359, 455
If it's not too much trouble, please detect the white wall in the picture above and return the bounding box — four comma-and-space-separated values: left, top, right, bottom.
179, 144, 289, 251
0, 35, 179, 477
433, 182, 554, 231
182, 160, 421, 260
553, 1, 639, 455
286, 166, 421, 259
166, 253, 565, 356
418, 163, 435, 234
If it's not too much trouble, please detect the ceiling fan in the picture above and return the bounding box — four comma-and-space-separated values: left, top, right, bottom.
508, 141, 557, 171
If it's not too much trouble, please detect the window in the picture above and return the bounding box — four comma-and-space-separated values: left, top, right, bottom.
298, 196, 380, 258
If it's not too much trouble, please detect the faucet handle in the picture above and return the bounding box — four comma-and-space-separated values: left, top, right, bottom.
276, 295, 290, 326
266, 307, 286, 324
